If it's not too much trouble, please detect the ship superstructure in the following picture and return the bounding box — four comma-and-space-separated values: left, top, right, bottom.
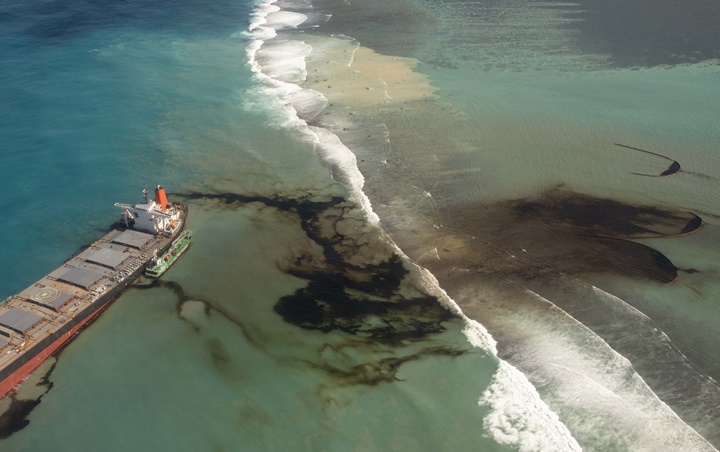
0, 186, 186, 399
115, 186, 181, 235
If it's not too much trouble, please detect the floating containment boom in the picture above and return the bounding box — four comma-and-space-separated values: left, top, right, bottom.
614, 143, 681, 177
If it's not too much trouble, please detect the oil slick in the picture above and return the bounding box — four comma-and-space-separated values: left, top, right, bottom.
176, 192, 466, 385
435, 187, 703, 285
0, 359, 57, 439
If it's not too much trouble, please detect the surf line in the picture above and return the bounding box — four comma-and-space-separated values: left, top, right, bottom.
614, 143, 681, 177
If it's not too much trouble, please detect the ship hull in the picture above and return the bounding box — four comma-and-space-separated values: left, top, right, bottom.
146, 230, 192, 279
0, 212, 185, 399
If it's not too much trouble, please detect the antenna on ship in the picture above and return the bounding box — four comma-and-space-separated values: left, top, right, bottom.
142, 187, 149, 204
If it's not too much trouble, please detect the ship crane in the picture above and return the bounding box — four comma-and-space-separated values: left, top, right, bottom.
120, 209, 134, 229
114, 203, 176, 219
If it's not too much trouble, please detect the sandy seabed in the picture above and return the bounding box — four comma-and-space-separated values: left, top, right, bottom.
302, 35, 436, 109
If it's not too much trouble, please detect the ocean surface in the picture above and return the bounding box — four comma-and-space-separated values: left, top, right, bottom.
1, 0, 719, 450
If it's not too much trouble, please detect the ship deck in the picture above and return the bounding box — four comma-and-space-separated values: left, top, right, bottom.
0, 223, 181, 375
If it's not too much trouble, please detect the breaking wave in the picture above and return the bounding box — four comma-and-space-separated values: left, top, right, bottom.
514, 288, 715, 450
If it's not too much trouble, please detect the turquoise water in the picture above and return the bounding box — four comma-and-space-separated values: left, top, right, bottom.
1, 0, 720, 450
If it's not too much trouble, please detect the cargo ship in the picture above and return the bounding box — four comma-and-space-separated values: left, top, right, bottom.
0, 186, 187, 399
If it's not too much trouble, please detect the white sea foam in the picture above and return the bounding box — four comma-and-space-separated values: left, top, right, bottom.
276, 0, 313, 9
249, 3, 280, 29
405, 263, 582, 451
245, 1, 378, 222
256, 41, 312, 83
479, 361, 583, 452
408, 265, 498, 355
243, 2, 583, 450
309, 126, 377, 221
264, 10, 308, 30
286, 89, 327, 121
507, 289, 717, 451
590, 285, 652, 320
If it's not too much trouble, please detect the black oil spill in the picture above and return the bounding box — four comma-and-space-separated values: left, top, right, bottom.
1, 188, 459, 440
173, 191, 344, 215
176, 191, 462, 385
311, 346, 466, 387
512, 190, 702, 238
276, 256, 462, 385
0, 360, 57, 439
583, 236, 678, 284
659, 161, 682, 177
173, 191, 346, 267
681, 215, 704, 235
177, 190, 455, 325
134, 278, 190, 302
438, 188, 702, 284
682, 170, 712, 180
135, 277, 204, 317
630, 160, 682, 178
0, 398, 41, 440
275, 258, 454, 343
132, 277, 261, 363
205, 338, 232, 373
0, 279, 197, 440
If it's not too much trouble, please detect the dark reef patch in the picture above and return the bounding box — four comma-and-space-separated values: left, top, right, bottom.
19, 0, 251, 44
554, 0, 720, 67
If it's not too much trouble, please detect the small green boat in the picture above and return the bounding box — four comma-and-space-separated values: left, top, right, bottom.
145, 230, 192, 279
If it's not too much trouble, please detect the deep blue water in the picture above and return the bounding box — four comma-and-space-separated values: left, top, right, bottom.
0, 0, 255, 296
